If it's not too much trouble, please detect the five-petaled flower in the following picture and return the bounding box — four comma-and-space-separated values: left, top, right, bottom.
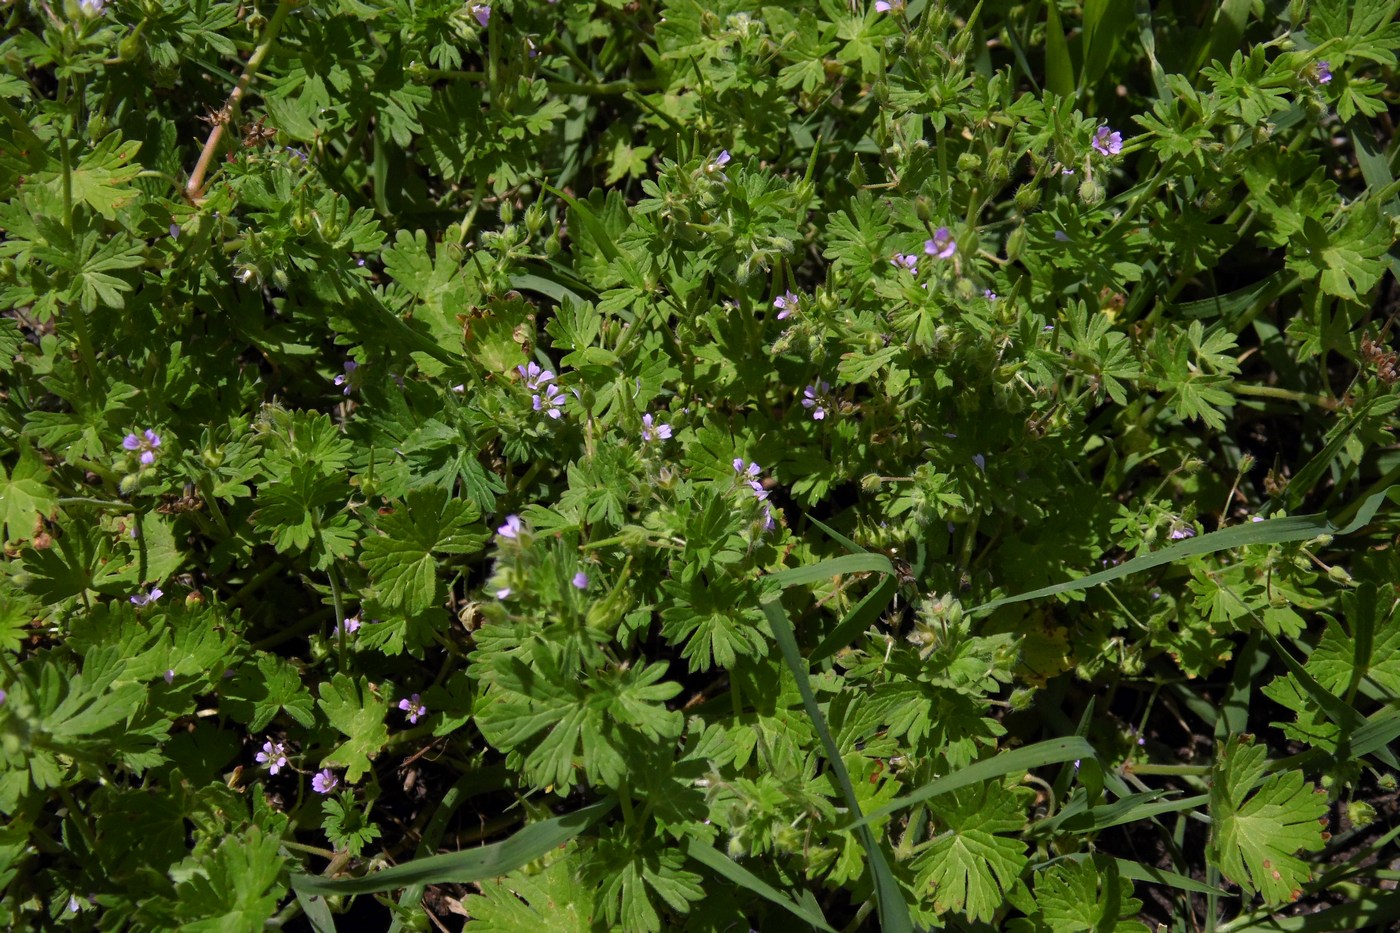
130, 586, 163, 607
1092, 126, 1123, 157
1314, 60, 1333, 85
497, 515, 523, 539
339, 614, 361, 634
732, 458, 768, 500
333, 361, 358, 396
874, 0, 904, 11
399, 693, 426, 724
123, 429, 162, 465
256, 740, 289, 775
707, 150, 732, 177
1169, 525, 1196, 540
773, 290, 799, 320
801, 381, 832, 421
924, 227, 956, 259
517, 361, 554, 392
312, 769, 340, 794
78, 0, 105, 14
534, 383, 565, 418
890, 253, 918, 272
572, 571, 589, 590
469, 3, 491, 27
641, 413, 673, 444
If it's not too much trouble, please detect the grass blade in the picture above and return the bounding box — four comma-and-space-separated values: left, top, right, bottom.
769, 552, 893, 589
685, 839, 838, 933
760, 597, 912, 933
846, 736, 1098, 831
968, 485, 1399, 617
1219, 891, 1400, 932
289, 798, 616, 896
811, 574, 898, 663
1043, 0, 1075, 97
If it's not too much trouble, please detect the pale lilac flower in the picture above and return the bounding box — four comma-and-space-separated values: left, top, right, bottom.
256, 740, 289, 775
78, 0, 105, 14
875, 0, 904, 11
762, 505, 776, 532
399, 693, 426, 724
497, 515, 523, 539
495, 586, 512, 599
1169, 526, 1196, 540
801, 381, 831, 420
533, 383, 565, 418
972, 454, 986, 472
572, 571, 589, 590
707, 150, 732, 176
312, 769, 339, 794
1250, 515, 1265, 523
641, 413, 673, 443
516, 361, 554, 391
1092, 126, 1123, 157
0, 689, 8, 705
1054, 231, 1071, 242
733, 458, 768, 500
773, 290, 799, 320
1314, 60, 1332, 85
169, 224, 180, 239
469, 3, 491, 27
339, 614, 361, 634
890, 253, 918, 272
129, 586, 163, 607
924, 227, 956, 259
163, 669, 175, 684
333, 360, 358, 396
984, 289, 998, 300
123, 429, 162, 465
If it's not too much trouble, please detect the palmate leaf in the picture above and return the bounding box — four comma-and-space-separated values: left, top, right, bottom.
911, 781, 1031, 922
1305, 583, 1400, 698
463, 855, 593, 932
317, 674, 390, 782
1034, 857, 1149, 933
0, 445, 57, 547
1207, 735, 1327, 904
361, 487, 487, 614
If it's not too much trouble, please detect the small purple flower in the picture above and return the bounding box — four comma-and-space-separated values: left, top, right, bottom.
399, 693, 426, 724
972, 453, 986, 472
984, 289, 998, 300
801, 381, 831, 421
1314, 60, 1332, 85
533, 383, 565, 418
163, 669, 175, 684
497, 515, 523, 539
762, 505, 776, 532
169, 223, 180, 239
924, 227, 956, 259
78, 0, 105, 14
256, 740, 289, 775
1092, 126, 1123, 157
333, 361, 358, 397
890, 253, 918, 272
495, 586, 512, 599
874, 0, 904, 11
732, 458, 768, 500
129, 586, 163, 607
469, 3, 491, 27
0, 689, 8, 705
123, 429, 162, 466
1169, 526, 1196, 540
339, 614, 361, 634
707, 150, 732, 176
773, 290, 799, 320
312, 769, 339, 794
1054, 230, 1071, 242
572, 571, 589, 590
516, 361, 554, 392
641, 413, 673, 444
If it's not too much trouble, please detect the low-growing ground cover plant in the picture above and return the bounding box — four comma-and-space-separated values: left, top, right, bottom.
1, 0, 1399, 929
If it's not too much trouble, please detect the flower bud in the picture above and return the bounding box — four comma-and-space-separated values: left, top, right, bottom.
1013, 184, 1041, 213
1327, 564, 1353, 585
915, 196, 932, 223
1078, 176, 1105, 206
956, 152, 981, 175
524, 203, 546, 236
499, 201, 515, 224
861, 473, 883, 492
1347, 800, 1376, 828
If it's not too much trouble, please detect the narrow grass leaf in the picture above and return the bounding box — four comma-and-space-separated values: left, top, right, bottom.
1043, 0, 1075, 97
1219, 892, 1400, 932
769, 552, 893, 589
760, 598, 912, 933
685, 839, 838, 933
847, 737, 1098, 831
811, 575, 898, 663
969, 485, 1399, 616
289, 798, 616, 896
